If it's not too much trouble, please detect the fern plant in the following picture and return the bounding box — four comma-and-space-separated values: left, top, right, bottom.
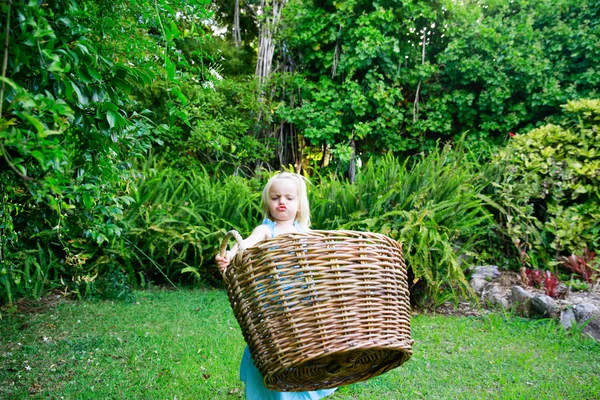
117, 156, 262, 287
310, 142, 491, 303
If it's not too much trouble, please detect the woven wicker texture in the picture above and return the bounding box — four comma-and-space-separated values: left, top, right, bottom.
220, 230, 413, 392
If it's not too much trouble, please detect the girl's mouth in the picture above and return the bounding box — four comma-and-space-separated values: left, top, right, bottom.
277, 206, 287, 211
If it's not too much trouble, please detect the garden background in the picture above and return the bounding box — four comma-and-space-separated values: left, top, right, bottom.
1, 0, 600, 398
1, 0, 599, 311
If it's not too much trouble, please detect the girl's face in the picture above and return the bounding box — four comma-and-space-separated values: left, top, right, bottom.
268, 179, 300, 223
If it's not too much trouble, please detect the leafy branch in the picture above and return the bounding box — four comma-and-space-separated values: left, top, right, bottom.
0, 0, 32, 181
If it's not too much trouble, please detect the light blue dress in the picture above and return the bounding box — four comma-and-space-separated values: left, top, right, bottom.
239, 219, 337, 400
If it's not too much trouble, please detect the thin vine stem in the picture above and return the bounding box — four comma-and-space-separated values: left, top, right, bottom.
0, 0, 32, 181
154, 0, 171, 101
1, 0, 12, 117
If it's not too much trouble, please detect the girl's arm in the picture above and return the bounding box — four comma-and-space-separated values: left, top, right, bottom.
215, 225, 270, 272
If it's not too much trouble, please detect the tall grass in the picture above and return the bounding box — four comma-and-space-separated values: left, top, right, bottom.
0, 243, 61, 308
71, 143, 493, 302
118, 156, 263, 287
2, 142, 492, 305
310, 143, 491, 303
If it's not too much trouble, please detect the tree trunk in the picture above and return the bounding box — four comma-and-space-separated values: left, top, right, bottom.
331, 25, 342, 78
255, 0, 286, 84
233, 0, 241, 47
348, 139, 356, 183
413, 29, 426, 123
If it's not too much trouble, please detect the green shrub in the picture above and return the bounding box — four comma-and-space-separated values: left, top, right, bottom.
140, 77, 277, 175
118, 145, 491, 304
310, 141, 491, 304
115, 157, 263, 288
0, 0, 172, 304
490, 99, 600, 269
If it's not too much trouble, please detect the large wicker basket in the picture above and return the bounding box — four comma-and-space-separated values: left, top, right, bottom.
220, 229, 413, 392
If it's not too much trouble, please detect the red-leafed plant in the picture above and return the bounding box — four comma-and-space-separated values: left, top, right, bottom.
542, 270, 560, 298
522, 268, 562, 298
523, 268, 544, 288
561, 249, 599, 284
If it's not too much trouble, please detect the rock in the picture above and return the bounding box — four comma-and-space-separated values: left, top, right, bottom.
531, 294, 557, 318
462, 266, 600, 342
489, 293, 509, 309
511, 286, 533, 317
470, 266, 502, 297
573, 303, 600, 320
471, 277, 489, 297
555, 283, 569, 299
559, 307, 576, 331
582, 317, 600, 341
573, 303, 600, 341
471, 265, 501, 281
483, 285, 509, 309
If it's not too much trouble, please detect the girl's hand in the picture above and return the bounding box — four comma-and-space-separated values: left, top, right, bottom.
215, 251, 231, 273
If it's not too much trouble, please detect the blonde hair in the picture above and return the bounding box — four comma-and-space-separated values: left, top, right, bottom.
261, 172, 311, 230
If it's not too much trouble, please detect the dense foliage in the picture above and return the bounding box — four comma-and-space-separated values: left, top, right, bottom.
275, 0, 600, 161
438, 0, 600, 141
146, 77, 276, 173
278, 0, 449, 157
0, 0, 214, 303
0, 0, 161, 303
490, 99, 600, 269
309, 143, 491, 302
1, 0, 599, 307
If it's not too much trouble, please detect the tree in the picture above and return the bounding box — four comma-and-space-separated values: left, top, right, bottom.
211, 0, 259, 46
255, 0, 287, 84
435, 0, 600, 142
268, 0, 600, 171
276, 0, 449, 169
0, 0, 213, 303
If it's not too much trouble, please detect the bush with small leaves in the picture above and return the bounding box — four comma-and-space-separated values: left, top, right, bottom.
490, 99, 600, 268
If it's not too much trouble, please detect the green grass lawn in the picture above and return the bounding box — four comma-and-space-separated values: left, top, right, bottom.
1, 288, 599, 399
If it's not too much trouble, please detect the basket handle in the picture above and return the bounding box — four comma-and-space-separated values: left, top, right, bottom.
218, 230, 244, 278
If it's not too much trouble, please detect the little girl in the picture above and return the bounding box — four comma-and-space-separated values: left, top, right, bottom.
215, 172, 337, 400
